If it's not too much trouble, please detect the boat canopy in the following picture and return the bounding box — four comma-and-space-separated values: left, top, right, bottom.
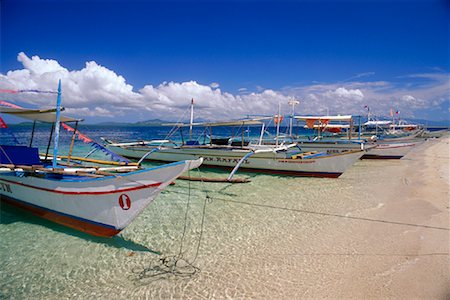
294, 115, 353, 129
364, 120, 392, 126
0, 107, 81, 123
163, 119, 264, 127
305, 124, 351, 129
294, 115, 353, 121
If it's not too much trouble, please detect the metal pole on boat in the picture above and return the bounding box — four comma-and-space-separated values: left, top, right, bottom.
209, 125, 212, 146
275, 101, 281, 146
179, 126, 185, 145
288, 98, 299, 137
258, 122, 265, 145
348, 117, 353, 140
29, 120, 36, 147
358, 115, 361, 140
52, 80, 62, 169
44, 123, 55, 163
189, 98, 194, 141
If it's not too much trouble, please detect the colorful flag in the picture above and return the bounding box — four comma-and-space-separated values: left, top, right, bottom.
0, 117, 8, 128
0, 89, 18, 94
0, 89, 56, 94
274, 115, 284, 124
0, 100, 22, 108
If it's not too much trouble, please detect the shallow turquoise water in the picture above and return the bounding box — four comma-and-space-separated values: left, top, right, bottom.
0, 125, 391, 298
0, 161, 385, 299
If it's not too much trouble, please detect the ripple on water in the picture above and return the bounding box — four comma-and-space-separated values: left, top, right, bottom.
1, 159, 384, 298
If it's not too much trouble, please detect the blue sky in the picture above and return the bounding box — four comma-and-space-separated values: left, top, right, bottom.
1, 0, 448, 123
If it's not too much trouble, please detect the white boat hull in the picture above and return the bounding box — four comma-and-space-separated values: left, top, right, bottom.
362, 142, 418, 159
0, 159, 202, 237
294, 141, 366, 154
107, 145, 364, 178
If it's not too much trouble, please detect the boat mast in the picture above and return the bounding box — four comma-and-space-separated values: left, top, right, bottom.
275, 101, 281, 146
52, 80, 62, 169
189, 98, 194, 141
288, 97, 299, 137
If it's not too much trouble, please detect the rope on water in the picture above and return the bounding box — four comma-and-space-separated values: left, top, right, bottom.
129, 168, 211, 285
167, 187, 450, 232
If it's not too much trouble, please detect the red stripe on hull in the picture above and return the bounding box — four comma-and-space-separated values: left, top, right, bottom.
0, 178, 161, 195
361, 154, 403, 159
1, 196, 121, 237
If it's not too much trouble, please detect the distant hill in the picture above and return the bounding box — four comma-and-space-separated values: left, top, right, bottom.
406, 118, 449, 127
95, 119, 168, 126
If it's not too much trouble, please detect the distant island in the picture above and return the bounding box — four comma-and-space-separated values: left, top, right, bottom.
6, 118, 450, 127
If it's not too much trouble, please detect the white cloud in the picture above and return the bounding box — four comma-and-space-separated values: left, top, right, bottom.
209, 82, 220, 89
0, 52, 448, 122
325, 87, 364, 100
0, 52, 291, 121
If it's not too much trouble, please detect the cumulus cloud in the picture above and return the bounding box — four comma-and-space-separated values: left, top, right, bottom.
209, 82, 220, 89
0, 52, 448, 122
0, 52, 293, 121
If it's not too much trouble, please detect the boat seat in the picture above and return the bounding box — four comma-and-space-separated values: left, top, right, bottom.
0, 145, 43, 166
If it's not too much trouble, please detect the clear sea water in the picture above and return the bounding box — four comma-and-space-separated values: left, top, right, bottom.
0, 125, 409, 299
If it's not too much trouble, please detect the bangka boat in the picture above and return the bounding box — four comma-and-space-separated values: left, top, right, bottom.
292, 115, 420, 159
105, 116, 364, 178
0, 82, 202, 237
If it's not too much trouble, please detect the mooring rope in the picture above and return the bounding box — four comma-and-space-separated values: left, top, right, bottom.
130, 167, 210, 285
167, 187, 450, 232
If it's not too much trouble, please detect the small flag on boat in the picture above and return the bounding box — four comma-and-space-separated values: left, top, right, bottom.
274, 115, 284, 124
396, 110, 400, 115
0, 89, 57, 94
305, 119, 316, 128
0, 100, 22, 109
0, 117, 8, 128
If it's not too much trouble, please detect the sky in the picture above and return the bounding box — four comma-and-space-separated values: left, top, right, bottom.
0, 0, 449, 124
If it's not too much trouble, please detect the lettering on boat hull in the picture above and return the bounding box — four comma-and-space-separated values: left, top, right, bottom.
0, 182, 12, 193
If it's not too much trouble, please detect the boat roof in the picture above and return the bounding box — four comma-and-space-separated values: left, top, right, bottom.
364, 120, 392, 126
294, 115, 353, 121
305, 124, 351, 129
163, 119, 264, 127
0, 107, 82, 123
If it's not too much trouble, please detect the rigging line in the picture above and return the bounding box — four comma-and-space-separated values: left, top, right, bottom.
212, 197, 450, 231
190, 168, 212, 264
165, 189, 449, 232
129, 167, 208, 284
177, 168, 192, 257
248, 252, 449, 257
162, 105, 190, 142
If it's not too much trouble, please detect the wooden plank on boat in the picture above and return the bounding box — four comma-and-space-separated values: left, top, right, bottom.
42, 154, 139, 166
